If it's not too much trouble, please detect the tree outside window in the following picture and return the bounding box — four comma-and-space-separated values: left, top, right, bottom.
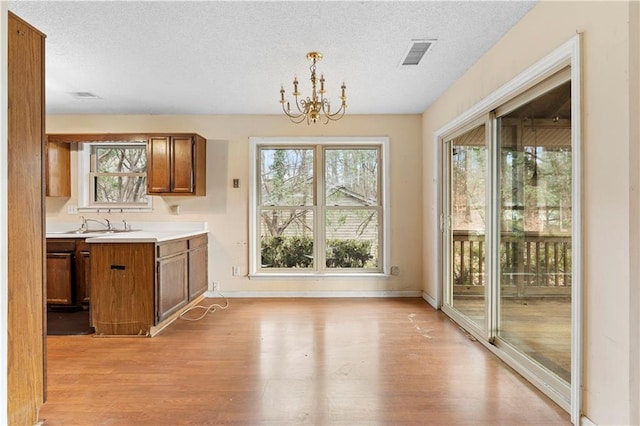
89, 144, 148, 206
255, 142, 385, 273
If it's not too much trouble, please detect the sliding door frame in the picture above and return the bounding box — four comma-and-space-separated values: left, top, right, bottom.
441, 115, 493, 342
434, 35, 582, 423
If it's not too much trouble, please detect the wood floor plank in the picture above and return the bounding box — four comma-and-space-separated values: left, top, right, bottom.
39, 298, 570, 425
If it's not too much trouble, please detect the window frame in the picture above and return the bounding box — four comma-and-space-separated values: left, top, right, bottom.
249, 137, 390, 277
78, 141, 153, 212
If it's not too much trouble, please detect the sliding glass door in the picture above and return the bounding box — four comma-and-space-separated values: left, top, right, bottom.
443, 123, 488, 333
496, 80, 572, 384
442, 70, 573, 403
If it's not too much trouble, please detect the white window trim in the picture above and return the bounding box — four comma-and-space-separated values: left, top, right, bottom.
77, 142, 153, 213
249, 137, 390, 278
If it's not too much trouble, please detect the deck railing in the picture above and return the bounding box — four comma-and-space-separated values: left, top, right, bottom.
453, 230, 571, 297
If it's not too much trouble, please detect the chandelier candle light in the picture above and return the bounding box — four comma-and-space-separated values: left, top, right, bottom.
279, 52, 347, 125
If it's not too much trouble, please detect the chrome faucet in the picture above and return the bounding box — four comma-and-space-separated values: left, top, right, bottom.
80, 216, 112, 231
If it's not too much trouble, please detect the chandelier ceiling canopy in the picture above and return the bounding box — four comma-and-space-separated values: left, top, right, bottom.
279, 52, 347, 125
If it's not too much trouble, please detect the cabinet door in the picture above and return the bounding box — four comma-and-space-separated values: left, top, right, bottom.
91, 243, 155, 335
45, 141, 71, 197
189, 245, 208, 300
192, 134, 206, 196
157, 252, 189, 322
77, 251, 91, 305
46, 253, 73, 305
147, 136, 171, 193
171, 136, 195, 193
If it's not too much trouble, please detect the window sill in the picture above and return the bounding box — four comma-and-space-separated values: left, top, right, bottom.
248, 272, 391, 280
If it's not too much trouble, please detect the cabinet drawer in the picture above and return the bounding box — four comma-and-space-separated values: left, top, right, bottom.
157, 240, 188, 258
188, 234, 208, 249
46, 239, 76, 252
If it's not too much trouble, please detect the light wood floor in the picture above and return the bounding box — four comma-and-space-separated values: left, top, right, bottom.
39, 298, 570, 425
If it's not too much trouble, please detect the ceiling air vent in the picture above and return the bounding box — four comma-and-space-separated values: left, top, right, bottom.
69, 91, 100, 99
401, 39, 436, 66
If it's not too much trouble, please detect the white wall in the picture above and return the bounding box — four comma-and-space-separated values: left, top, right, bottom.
422, 1, 638, 424
631, 2, 640, 424
46, 114, 423, 295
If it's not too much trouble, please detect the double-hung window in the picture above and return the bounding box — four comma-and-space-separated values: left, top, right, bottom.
250, 137, 389, 275
78, 141, 151, 211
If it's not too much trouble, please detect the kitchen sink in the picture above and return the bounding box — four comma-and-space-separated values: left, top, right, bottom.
48, 228, 142, 235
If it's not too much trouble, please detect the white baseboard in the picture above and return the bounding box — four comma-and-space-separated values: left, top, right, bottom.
422, 291, 438, 309
205, 290, 421, 298
581, 415, 596, 426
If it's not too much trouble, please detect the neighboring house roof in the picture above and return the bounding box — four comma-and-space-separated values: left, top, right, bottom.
326, 185, 377, 206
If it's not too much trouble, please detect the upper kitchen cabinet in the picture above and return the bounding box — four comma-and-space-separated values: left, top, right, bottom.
147, 134, 206, 196
45, 139, 71, 197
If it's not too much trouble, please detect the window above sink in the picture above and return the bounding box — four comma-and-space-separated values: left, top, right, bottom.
78, 141, 153, 213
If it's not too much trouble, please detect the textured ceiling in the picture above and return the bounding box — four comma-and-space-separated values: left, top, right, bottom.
8, 1, 537, 115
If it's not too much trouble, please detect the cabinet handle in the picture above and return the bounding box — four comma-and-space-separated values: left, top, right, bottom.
110, 265, 126, 270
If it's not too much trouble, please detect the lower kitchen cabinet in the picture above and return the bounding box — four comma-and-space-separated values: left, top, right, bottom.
91, 243, 155, 336
46, 238, 90, 307
188, 234, 208, 299
77, 249, 91, 305
157, 241, 189, 323
91, 233, 208, 336
46, 252, 74, 305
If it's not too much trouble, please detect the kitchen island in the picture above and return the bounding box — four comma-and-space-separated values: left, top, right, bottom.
47, 222, 209, 337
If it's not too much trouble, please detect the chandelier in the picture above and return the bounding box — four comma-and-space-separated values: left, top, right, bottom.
279, 52, 347, 125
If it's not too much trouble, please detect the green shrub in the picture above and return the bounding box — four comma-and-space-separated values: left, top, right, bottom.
261, 236, 375, 268
261, 236, 314, 268
326, 239, 373, 268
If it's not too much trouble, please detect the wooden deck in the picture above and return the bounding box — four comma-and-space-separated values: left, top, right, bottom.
453, 296, 571, 382
39, 298, 570, 425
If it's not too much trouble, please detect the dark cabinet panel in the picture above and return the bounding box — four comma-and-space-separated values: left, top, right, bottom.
77, 250, 91, 305
147, 134, 206, 196
188, 234, 208, 300
46, 239, 90, 307
157, 251, 189, 322
46, 253, 73, 305
171, 136, 195, 193
147, 136, 172, 193
45, 140, 71, 197
91, 243, 155, 336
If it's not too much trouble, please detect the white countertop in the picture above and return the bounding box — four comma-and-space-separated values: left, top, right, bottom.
86, 229, 207, 243
46, 221, 208, 243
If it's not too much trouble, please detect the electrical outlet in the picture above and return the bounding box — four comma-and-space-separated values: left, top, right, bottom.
213, 281, 220, 291
232, 266, 240, 276
67, 204, 78, 215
